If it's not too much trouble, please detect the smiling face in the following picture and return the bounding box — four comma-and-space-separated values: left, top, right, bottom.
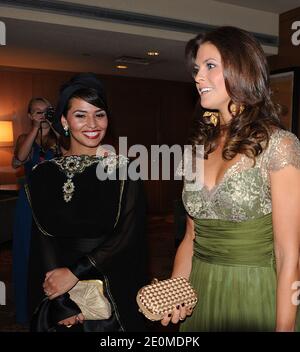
193, 42, 231, 115
61, 97, 108, 156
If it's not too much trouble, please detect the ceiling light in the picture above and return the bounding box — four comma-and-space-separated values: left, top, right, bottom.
147, 51, 159, 56
116, 65, 128, 69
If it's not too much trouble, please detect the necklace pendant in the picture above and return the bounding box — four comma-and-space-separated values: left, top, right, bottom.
63, 178, 75, 202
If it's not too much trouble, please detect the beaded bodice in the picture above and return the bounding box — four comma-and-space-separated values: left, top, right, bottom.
182, 129, 300, 222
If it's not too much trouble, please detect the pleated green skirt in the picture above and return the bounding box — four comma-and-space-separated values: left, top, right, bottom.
180, 214, 300, 332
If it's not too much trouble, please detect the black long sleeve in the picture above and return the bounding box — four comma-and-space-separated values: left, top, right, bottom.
68, 179, 147, 279
27, 187, 81, 326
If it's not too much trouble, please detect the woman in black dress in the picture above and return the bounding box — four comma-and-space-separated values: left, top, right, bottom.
26, 73, 148, 332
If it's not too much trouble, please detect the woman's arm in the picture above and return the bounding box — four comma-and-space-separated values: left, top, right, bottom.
12, 129, 38, 168
26, 179, 82, 328
270, 165, 300, 331
44, 179, 147, 294
171, 215, 195, 279
161, 215, 195, 326
65, 179, 147, 279
12, 109, 48, 168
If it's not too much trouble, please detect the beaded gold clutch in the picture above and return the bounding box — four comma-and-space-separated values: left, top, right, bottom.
69, 279, 111, 320
136, 277, 198, 321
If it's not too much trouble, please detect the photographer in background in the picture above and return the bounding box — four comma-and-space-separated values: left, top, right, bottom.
12, 97, 63, 326
13, 98, 60, 167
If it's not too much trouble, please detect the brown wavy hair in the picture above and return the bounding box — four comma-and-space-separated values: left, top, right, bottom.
186, 26, 283, 161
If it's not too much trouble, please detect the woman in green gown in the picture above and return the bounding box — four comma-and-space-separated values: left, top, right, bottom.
161, 26, 300, 331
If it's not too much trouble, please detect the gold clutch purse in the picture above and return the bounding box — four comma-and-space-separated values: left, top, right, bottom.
136, 277, 198, 321
69, 279, 111, 320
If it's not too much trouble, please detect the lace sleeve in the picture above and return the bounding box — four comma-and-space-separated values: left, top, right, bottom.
267, 130, 300, 172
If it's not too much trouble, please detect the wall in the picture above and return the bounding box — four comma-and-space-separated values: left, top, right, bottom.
268, 7, 300, 137
269, 7, 300, 70
0, 66, 196, 213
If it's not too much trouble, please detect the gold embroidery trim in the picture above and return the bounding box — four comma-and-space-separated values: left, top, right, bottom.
113, 179, 125, 229
24, 184, 54, 237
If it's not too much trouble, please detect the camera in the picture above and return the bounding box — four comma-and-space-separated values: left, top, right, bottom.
45, 106, 55, 123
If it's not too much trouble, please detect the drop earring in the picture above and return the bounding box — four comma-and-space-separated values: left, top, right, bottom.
203, 111, 219, 127
229, 103, 245, 116
64, 125, 69, 137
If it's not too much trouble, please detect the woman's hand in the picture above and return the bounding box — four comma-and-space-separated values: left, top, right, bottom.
161, 304, 194, 326
58, 313, 85, 328
43, 267, 79, 300
31, 111, 47, 128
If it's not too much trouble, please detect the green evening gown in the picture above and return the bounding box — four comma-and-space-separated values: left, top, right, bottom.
180, 129, 300, 332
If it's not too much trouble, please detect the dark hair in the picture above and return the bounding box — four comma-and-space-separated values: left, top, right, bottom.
62, 87, 108, 117
60, 87, 111, 150
54, 72, 108, 134
186, 26, 283, 161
